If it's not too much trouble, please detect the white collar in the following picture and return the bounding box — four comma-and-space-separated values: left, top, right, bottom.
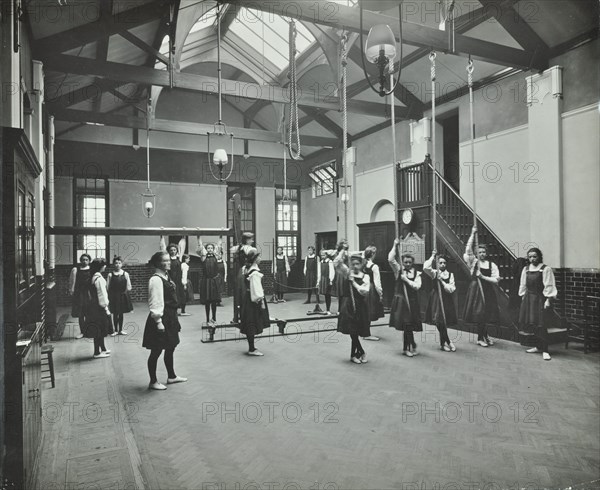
154, 269, 168, 279
112, 269, 124, 275
528, 263, 545, 270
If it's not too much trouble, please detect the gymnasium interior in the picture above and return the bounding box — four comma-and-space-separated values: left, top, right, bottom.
0, 0, 599, 489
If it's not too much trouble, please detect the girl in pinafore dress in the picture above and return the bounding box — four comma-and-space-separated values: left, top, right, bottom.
424, 251, 457, 352
388, 239, 423, 357
273, 246, 290, 303
463, 226, 500, 347
107, 256, 133, 336
239, 248, 270, 356
160, 236, 188, 316
335, 250, 371, 364
303, 246, 320, 304
318, 249, 335, 314
197, 239, 222, 325
143, 251, 187, 391
519, 247, 557, 361
68, 253, 92, 339
180, 254, 193, 316
84, 258, 113, 359
363, 246, 384, 341
216, 238, 227, 306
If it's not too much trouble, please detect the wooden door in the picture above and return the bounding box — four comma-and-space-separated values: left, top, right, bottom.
358, 221, 395, 308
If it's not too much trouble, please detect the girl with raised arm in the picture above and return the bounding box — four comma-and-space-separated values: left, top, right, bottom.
335, 246, 371, 364
363, 245, 384, 341
463, 226, 500, 347
388, 239, 423, 357
197, 238, 222, 325
424, 251, 457, 352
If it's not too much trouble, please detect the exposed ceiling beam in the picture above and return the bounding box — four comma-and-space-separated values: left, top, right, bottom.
547, 25, 599, 59
119, 30, 170, 66
33, 0, 170, 56
42, 54, 409, 118
52, 108, 339, 147
223, 0, 547, 71
300, 107, 344, 139
478, 0, 549, 55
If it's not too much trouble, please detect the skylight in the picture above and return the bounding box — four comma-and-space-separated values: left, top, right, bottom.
229, 8, 314, 71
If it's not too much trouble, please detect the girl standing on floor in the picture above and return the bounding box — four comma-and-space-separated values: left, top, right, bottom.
239, 248, 270, 356
388, 239, 423, 357
84, 258, 112, 359
160, 236, 188, 316
319, 249, 335, 314
216, 237, 226, 306
424, 250, 457, 352
180, 254, 193, 316
335, 249, 371, 364
363, 246, 384, 341
197, 239, 222, 325
107, 256, 133, 337
273, 246, 290, 303
68, 253, 92, 339
463, 226, 500, 347
143, 251, 187, 390
519, 247, 557, 361
303, 246, 320, 304
232, 232, 255, 323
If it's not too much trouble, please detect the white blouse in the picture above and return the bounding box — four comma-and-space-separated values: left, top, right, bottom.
388, 249, 422, 290
366, 261, 382, 295
181, 262, 189, 285
350, 272, 370, 297
148, 270, 168, 321
244, 265, 265, 302
518, 264, 558, 298
91, 273, 109, 308
423, 256, 456, 294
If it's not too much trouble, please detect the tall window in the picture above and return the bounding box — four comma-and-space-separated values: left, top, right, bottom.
16, 185, 36, 293
227, 184, 255, 264
74, 178, 108, 260
275, 187, 299, 261
309, 161, 337, 198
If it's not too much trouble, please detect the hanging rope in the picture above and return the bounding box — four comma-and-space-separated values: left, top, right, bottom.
390, 71, 399, 239
467, 57, 478, 251
429, 51, 437, 250
341, 33, 349, 240
429, 50, 448, 327
288, 21, 301, 160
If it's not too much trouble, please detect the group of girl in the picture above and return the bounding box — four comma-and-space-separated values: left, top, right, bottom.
70, 255, 134, 358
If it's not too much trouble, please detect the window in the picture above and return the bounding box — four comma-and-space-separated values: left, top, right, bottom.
275, 187, 300, 261
16, 186, 35, 293
74, 178, 108, 260
227, 184, 256, 265
309, 162, 337, 198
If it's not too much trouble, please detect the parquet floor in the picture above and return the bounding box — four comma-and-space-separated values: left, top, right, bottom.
34, 294, 600, 490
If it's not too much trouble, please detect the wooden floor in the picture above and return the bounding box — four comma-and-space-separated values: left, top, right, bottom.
34, 294, 600, 490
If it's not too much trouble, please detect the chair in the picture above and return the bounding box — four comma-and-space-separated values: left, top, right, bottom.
41, 344, 56, 388
565, 296, 600, 354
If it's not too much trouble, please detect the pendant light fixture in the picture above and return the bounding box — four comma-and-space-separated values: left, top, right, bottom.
141, 97, 156, 218
207, 2, 235, 182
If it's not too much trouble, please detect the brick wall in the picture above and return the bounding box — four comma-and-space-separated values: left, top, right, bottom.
554, 268, 600, 320
56, 260, 276, 307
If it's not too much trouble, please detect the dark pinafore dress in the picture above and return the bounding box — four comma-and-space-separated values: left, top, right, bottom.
108, 272, 133, 314
71, 267, 91, 318
143, 274, 181, 350
216, 258, 226, 295
201, 254, 221, 303
305, 256, 318, 289
318, 259, 332, 296
364, 263, 384, 321
337, 275, 371, 337
425, 272, 458, 326
239, 269, 270, 336
463, 263, 499, 324
519, 265, 550, 338
83, 275, 113, 338
389, 269, 422, 332
170, 256, 185, 307
274, 257, 288, 294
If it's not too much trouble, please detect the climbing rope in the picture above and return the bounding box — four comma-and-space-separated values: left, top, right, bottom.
467, 57, 478, 251
288, 21, 301, 160
341, 33, 349, 239
429, 51, 437, 250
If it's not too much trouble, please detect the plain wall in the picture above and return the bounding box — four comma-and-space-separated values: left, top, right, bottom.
561, 105, 600, 269
355, 165, 396, 225
300, 188, 337, 252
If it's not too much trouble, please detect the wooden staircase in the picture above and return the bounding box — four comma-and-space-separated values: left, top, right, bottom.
397, 160, 568, 344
